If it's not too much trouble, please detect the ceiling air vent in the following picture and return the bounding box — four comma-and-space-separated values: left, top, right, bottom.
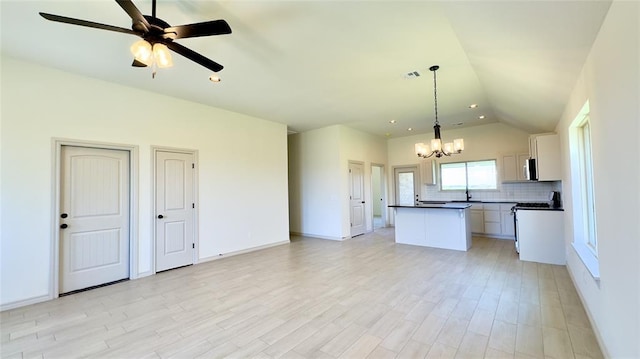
404, 71, 421, 79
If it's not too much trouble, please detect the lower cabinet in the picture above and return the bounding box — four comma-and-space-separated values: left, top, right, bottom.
470, 204, 484, 234
483, 204, 502, 235
477, 203, 516, 238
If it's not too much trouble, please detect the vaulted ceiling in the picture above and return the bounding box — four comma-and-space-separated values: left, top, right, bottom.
1, 1, 612, 137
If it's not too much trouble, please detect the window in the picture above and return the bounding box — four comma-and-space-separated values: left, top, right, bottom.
578, 118, 598, 254
570, 101, 599, 279
441, 160, 497, 191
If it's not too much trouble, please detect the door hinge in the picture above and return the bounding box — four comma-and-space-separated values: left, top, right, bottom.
192, 163, 195, 169
192, 203, 195, 208
192, 243, 195, 249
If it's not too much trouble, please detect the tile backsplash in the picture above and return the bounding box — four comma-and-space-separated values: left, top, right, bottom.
422, 181, 562, 202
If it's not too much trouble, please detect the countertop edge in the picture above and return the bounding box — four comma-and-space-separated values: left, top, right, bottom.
389, 204, 471, 209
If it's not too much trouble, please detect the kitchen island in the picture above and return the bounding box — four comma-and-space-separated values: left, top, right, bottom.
389, 203, 472, 251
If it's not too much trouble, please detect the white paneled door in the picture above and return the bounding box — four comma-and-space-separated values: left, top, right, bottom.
60, 146, 130, 294
349, 162, 366, 237
155, 151, 195, 272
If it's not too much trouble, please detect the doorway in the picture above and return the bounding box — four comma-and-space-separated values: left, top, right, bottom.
58, 145, 131, 294
371, 164, 386, 230
153, 148, 197, 272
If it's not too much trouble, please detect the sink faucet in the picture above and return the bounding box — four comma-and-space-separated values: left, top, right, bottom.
466, 189, 472, 201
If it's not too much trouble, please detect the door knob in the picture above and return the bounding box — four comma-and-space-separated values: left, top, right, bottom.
60, 213, 68, 218
60, 223, 68, 229
361, 201, 365, 204
157, 214, 164, 219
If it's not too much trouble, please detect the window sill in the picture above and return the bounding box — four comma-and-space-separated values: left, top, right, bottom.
572, 241, 600, 281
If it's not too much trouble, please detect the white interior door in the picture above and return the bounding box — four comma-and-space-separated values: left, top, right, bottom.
155, 150, 195, 272
349, 162, 366, 237
60, 146, 130, 294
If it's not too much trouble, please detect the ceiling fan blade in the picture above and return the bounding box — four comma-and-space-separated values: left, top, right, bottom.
164, 20, 232, 39
115, 0, 151, 33
132, 59, 148, 67
39, 12, 139, 36
165, 41, 223, 72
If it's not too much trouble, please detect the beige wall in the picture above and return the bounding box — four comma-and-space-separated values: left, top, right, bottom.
555, 1, 639, 357
288, 125, 387, 239
1, 57, 290, 309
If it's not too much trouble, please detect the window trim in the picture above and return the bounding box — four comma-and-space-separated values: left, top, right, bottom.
439, 159, 498, 191
569, 101, 599, 279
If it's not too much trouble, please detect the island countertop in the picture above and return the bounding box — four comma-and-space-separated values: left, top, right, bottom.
388, 203, 472, 210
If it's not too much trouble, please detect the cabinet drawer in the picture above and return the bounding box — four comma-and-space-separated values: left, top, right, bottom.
500, 203, 516, 211
484, 210, 501, 222
484, 222, 501, 235
483, 203, 500, 211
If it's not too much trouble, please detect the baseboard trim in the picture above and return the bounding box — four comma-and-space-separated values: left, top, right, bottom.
198, 240, 290, 264
289, 232, 345, 241
566, 262, 610, 358
1, 294, 52, 312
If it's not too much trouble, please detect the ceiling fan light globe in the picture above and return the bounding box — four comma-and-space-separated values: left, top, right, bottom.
130, 40, 153, 66
152, 43, 173, 68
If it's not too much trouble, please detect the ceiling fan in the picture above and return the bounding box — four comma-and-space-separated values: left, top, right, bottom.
39, 0, 232, 77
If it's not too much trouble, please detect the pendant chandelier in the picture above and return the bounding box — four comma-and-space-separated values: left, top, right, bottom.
415, 65, 464, 158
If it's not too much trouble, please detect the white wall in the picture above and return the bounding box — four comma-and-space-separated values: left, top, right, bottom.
555, 2, 639, 357
0, 57, 290, 309
338, 126, 388, 237
288, 125, 387, 239
288, 126, 343, 239
372, 166, 382, 217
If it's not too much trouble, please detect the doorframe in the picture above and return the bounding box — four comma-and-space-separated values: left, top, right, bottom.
50, 138, 139, 300
370, 163, 387, 229
151, 146, 199, 274
348, 160, 366, 237
392, 165, 420, 205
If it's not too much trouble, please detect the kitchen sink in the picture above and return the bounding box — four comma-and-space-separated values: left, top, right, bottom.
450, 200, 482, 203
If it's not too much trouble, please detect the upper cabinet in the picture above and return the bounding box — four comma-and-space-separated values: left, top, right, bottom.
502, 153, 530, 182
529, 133, 561, 181
420, 159, 436, 185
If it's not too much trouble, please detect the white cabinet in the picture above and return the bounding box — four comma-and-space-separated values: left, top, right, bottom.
501, 207, 515, 236
483, 204, 501, 235
474, 203, 516, 238
517, 210, 565, 265
470, 203, 484, 234
502, 153, 530, 182
529, 134, 561, 181
420, 159, 435, 185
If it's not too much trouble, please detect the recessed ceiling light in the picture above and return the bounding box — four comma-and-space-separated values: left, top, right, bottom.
469, 104, 478, 109
407, 127, 413, 131
389, 120, 396, 124
479, 115, 486, 119
209, 75, 221, 82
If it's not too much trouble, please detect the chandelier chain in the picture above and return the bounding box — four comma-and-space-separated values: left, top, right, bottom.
433, 67, 439, 126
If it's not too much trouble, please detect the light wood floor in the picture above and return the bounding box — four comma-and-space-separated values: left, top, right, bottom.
1, 228, 603, 358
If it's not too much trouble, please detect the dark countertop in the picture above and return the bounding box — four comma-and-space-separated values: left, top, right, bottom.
416, 200, 564, 211
389, 203, 472, 210
515, 207, 564, 211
